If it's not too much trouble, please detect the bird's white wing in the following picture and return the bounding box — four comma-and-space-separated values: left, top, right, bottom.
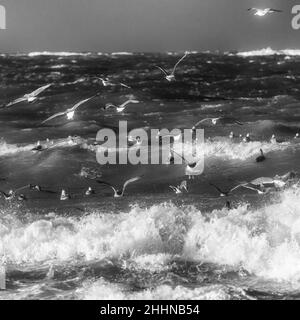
250, 177, 273, 186
13, 185, 31, 194
193, 118, 213, 128
120, 100, 139, 108
229, 183, 248, 193
97, 180, 117, 193
122, 177, 141, 193
105, 103, 116, 110
120, 83, 131, 89
179, 180, 188, 191
29, 84, 52, 97
156, 66, 169, 76
5, 96, 27, 107
42, 112, 66, 124
71, 96, 95, 111
242, 185, 264, 193
172, 52, 189, 74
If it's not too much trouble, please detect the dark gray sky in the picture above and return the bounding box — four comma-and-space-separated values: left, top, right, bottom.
0, 0, 298, 52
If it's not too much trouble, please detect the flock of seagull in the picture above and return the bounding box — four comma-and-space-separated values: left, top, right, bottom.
0, 6, 296, 204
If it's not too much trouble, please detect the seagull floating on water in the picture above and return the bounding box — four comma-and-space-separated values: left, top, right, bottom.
156, 51, 189, 82
4, 84, 52, 108
243, 133, 251, 143
103, 99, 139, 113
42, 95, 96, 124
85, 187, 95, 196
60, 189, 70, 201
97, 177, 142, 198
256, 149, 266, 163
248, 8, 282, 17
31, 141, 44, 152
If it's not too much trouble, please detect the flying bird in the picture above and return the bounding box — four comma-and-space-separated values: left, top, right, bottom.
248, 8, 282, 16
230, 183, 265, 195
95, 77, 131, 89
103, 99, 140, 113
170, 181, 188, 194
156, 51, 189, 82
42, 95, 96, 124
4, 84, 52, 108
230, 177, 285, 195
97, 176, 142, 198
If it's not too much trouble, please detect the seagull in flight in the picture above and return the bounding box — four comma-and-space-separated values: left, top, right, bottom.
103, 99, 140, 113
4, 84, 52, 108
156, 51, 190, 82
230, 177, 285, 195
42, 95, 96, 124
248, 8, 282, 17
95, 77, 131, 89
97, 176, 142, 198
192, 117, 243, 130
170, 180, 188, 194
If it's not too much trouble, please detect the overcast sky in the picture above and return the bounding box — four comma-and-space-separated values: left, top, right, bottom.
0, 0, 298, 52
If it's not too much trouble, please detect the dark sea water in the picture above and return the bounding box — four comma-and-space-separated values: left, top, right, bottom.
1, 49, 300, 300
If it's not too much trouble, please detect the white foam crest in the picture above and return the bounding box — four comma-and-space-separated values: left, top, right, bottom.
0, 137, 82, 156
183, 186, 300, 281
3, 187, 300, 281
76, 278, 245, 300
178, 139, 293, 161
111, 52, 134, 56
0, 141, 33, 156
0, 203, 190, 264
238, 47, 300, 57
28, 52, 92, 57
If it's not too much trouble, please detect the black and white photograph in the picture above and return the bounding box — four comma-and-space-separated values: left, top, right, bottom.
0, 0, 300, 305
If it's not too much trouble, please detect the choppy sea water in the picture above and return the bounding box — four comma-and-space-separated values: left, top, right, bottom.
0, 48, 300, 300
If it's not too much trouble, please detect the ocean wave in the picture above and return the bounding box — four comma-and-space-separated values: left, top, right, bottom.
237, 47, 300, 57
76, 278, 249, 300
2, 185, 300, 282
27, 52, 92, 57
111, 52, 134, 56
